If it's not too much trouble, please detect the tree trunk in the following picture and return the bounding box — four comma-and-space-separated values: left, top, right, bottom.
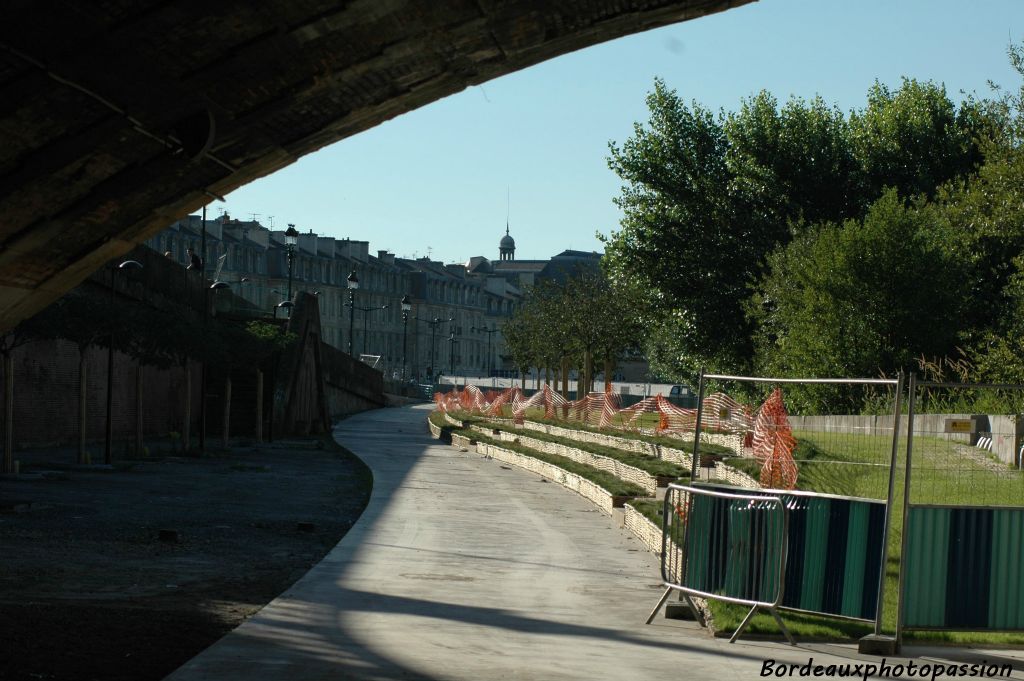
604, 357, 614, 393
255, 369, 263, 444
584, 350, 594, 395
222, 374, 232, 450
560, 358, 570, 400
3, 353, 12, 474
182, 360, 191, 453
78, 351, 87, 463
135, 364, 144, 456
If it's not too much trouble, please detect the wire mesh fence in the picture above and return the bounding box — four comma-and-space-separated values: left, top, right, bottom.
905, 380, 1024, 507
691, 374, 903, 503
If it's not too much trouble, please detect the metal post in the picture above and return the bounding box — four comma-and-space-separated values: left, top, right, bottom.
286, 244, 294, 315
201, 205, 207, 281
402, 311, 409, 380
690, 368, 707, 480
895, 372, 917, 649
348, 288, 355, 355
362, 307, 369, 356
874, 370, 905, 635
200, 287, 209, 454
104, 267, 116, 464
430, 319, 438, 380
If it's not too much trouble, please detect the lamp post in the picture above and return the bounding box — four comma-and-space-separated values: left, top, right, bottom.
471, 325, 499, 381
274, 300, 294, 319
346, 271, 359, 355
284, 224, 299, 317
400, 295, 412, 380
425, 317, 451, 382
351, 303, 388, 356
104, 259, 143, 465
448, 331, 460, 378
199, 280, 230, 454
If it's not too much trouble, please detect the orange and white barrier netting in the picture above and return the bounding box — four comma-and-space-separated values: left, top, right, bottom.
433, 384, 797, 489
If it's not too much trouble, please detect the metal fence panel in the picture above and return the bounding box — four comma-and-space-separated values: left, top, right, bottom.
903, 505, 1024, 630
697, 482, 885, 621
899, 380, 1024, 636
652, 484, 791, 643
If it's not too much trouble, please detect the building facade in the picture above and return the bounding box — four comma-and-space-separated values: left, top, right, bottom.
147, 215, 548, 380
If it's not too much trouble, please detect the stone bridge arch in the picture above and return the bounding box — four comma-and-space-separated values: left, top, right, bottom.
0, 0, 752, 331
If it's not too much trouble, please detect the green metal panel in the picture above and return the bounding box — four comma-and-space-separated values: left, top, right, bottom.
989, 510, 1024, 629
903, 507, 950, 628
723, 502, 750, 598
760, 502, 785, 601
799, 497, 831, 612
840, 502, 869, 618
685, 493, 713, 592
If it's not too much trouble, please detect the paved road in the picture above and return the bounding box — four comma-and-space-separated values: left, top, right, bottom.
165, 404, 1024, 680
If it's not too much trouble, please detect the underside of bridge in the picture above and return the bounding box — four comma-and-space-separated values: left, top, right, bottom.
0, 0, 751, 333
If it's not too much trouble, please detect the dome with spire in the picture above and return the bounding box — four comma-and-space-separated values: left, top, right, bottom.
499, 224, 515, 261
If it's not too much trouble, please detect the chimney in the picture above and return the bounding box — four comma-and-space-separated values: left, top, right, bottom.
378, 250, 396, 265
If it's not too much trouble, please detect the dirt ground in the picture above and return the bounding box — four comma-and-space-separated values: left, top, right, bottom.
0, 436, 372, 681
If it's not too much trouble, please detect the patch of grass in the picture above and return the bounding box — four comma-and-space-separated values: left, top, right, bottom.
708, 602, 872, 640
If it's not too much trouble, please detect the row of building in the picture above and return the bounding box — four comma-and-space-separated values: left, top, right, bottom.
146, 214, 601, 381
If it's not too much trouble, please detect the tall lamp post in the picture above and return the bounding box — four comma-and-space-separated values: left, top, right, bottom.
346, 271, 359, 355
200, 280, 230, 454
448, 331, 460, 377
105, 259, 143, 464
284, 224, 299, 317
400, 295, 412, 380
351, 303, 388, 355
425, 317, 451, 382
471, 325, 499, 381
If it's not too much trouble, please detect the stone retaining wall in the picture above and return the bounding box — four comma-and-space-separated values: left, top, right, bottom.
624, 504, 664, 555
521, 421, 694, 467
475, 441, 617, 516
443, 412, 465, 428
469, 424, 661, 495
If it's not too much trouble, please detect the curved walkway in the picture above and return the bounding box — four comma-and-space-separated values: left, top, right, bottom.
165, 405, 1018, 680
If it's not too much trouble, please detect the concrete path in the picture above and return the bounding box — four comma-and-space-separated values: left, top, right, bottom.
166, 405, 1024, 680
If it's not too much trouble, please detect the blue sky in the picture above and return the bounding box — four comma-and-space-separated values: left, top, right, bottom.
222, 0, 1022, 264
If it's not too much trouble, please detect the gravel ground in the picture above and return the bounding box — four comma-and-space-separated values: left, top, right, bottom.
0, 437, 372, 681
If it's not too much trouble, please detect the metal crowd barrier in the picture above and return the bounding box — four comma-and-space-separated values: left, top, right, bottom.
646, 483, 793, 644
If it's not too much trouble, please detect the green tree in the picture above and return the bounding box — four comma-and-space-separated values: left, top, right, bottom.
605, 76, 997, 383
850, 78, 990, 203
749, 190, 966, 411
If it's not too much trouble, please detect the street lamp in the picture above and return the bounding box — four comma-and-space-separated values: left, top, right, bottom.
471, 325, 499, 381
400, 295, 412, 380
351, 303, 388, 355
448, 331, 459, 377
425, 316, 451, 382
200, 280, 231, 454
274, 300, 294, 319
284, 224, 299, 317
104, 259, 143, 465
346, 271, 359, 355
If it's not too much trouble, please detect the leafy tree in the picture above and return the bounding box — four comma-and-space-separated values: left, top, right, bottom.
748, 190, 966, 410
849, 79, 990, 203
605, 79, 741, 375
605, 76, 998, 383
